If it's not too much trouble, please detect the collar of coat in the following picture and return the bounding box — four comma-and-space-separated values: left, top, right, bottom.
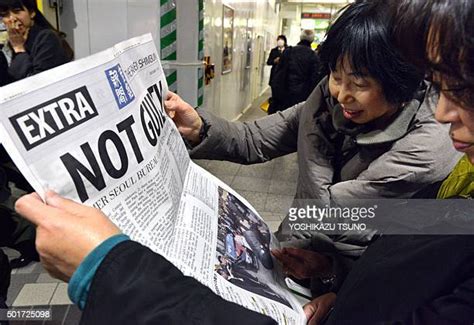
24, 24, 45, 52
328, 87, 424, 146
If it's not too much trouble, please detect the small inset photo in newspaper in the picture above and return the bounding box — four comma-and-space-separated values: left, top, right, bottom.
215, 187, 291, 308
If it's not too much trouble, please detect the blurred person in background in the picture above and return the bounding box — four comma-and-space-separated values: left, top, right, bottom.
266, 34, 288, 87
268, 29, 321, 113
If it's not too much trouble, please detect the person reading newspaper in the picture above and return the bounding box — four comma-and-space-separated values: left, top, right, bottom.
0, 33, 307, 324
14, 0, 474, 323
16, 191, 277, 325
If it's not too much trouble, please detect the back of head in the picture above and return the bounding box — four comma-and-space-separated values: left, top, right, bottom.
393, 0, 474, 109
0, 0, 55, 30
319, 1, 423, 105
300, 29, 315, 43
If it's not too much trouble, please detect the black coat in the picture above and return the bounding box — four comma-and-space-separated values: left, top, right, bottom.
0, 50, 12, 86
269, 40, 321, 112
5, 24, 69, 82
81, 241, 276, 325
0, 249, 10, 310
266, 46, 286, 86
325, 235, 474, 324
80, 235, 474, 324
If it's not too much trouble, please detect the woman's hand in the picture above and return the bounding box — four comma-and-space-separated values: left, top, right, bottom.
15, 191, 121, 282
304, 292, 336, 325
7, 20, 27, 53
164, 91, 203, 145
272, 247, 332, 279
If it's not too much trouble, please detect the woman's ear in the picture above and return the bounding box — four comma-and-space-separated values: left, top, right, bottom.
30, 10, 36, 19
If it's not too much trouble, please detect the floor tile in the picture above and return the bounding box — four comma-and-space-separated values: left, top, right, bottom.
50, 283, 72, 305
6, 273, 39, 306
265, 193, 294, 214
237, 161, 274, 179
214, 174, 235, 186
4, 248, 19, 259
13, 283, 58, 306
231, 176, 270, 193
237, 190, 268, 212
268, 179, 297, 196
36, 273, 60, 284
48, 304, 69, 324
193, 159, 209, 169
63, 304, 81, 325
15, 262, 40, 275
260, 211, 283, 222
205, 160, 241, 176
271, 165, 299, 182
265, 221, 282, 233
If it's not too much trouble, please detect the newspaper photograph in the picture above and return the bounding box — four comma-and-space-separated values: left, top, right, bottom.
0, 34, 306, 324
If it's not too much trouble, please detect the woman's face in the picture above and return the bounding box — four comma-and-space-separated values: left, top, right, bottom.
1, 6, 35, 33
329, 58, 397, 124
435, 92, 474, 163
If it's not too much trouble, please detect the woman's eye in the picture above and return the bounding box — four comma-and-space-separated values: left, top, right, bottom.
354, 82, 368, 88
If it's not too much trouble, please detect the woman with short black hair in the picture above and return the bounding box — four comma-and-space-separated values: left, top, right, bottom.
170, 1, 458, 232
167, 0, 460, 301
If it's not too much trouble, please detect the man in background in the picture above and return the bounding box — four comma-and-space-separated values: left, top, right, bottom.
269, 29, 321, 114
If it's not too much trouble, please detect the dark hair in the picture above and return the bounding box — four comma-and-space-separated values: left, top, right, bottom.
319, 1, 423, 105
0, 0, 55, 30
277, 35, 287, 45
394, 0, 474, 109
0, 0, 74, 60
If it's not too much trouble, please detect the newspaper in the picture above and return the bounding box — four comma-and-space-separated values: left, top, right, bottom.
0, 34, 307, 324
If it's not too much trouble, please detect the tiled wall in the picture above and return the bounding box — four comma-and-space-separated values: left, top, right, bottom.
202, 0, 279, 120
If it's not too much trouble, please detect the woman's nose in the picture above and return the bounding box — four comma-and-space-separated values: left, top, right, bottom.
337, 85, 354, 104
435, 93, 460, 124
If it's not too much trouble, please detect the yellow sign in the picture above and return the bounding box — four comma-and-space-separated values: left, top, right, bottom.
36, 0, 43, 13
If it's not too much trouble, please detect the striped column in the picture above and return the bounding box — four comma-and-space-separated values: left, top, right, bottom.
160, 0, 178, 92
197, 0, 204, 106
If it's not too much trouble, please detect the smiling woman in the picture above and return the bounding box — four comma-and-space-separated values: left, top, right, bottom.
328, 59, 398, 124
318, 1, 423, 125
165, 0, 461, 262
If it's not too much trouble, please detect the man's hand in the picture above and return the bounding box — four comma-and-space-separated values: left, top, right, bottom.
164, 91, 203, 145
272, 247, 332, 279
15, 191, 121, 282
304, 292, 336, 325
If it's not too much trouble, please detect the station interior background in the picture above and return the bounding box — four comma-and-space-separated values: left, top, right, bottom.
1, 0, 353, 121
0, 0, 354, 323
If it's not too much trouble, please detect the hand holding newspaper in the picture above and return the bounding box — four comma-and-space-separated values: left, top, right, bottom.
0, 34, 306, 324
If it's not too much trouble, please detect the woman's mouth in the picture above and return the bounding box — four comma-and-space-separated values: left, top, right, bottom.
342, 107, 363, 120
452, 139, 474, 152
